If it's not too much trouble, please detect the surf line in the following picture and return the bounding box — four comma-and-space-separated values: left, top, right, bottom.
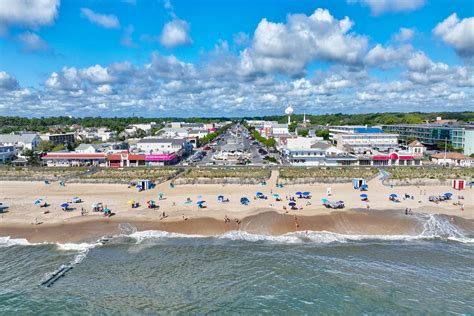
40, 236, 112, 288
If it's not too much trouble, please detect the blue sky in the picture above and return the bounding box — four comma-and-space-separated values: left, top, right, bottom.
0, 0, 473, 117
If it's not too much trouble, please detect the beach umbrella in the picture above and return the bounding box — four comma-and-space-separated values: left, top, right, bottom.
128, 200, 135, 204
218, 195, 224, 200
390, 194, 397, 198
303, 192, 311, 196
273, 193, 280, 197
60, 203, 69, 208
197, 200, 205, 205
256, 192, 263, 196
91, 203, 97, 208
360, 184, 368, 190
147, 200, 155, 205
158, 193, 164, 197
444, 192, 453, 198
295, 191, 302, 195
321, 198, 329, 203
289, 202, 296, 206
34, 199, 43, 205
360, 194, 368, 198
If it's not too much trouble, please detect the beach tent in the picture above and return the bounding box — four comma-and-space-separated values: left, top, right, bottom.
327, 187, 332, 196
352, 178, 367, 189
34, 199, 43, 205
136, 180, 153, 191
218, 195, 224, 201
60, 203, 69, 210
240, 197, 250, 205
72, 197, 81, 203
256, 192, 264, 197
360, 184, 369, 191
452, 179, 465, 190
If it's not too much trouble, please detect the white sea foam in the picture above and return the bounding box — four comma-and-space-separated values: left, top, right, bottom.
0, 236, 38, 247
129, 230, 205, 243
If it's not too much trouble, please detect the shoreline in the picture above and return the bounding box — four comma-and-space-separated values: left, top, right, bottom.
1, 209, 473, 244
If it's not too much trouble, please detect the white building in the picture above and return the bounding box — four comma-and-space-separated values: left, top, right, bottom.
137, 138, 189, 155
0, 144, 15, 163
97, 128, 117, 141
407, 140, 425, 157
336, 133, 399, 153
431, 152, 472, 167
284, 137, 358, 166
75, 144, 103, 154
160, 128, 190, 138
0, 133, 41, 151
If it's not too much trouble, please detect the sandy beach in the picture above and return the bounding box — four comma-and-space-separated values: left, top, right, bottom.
1, 170, 472, 243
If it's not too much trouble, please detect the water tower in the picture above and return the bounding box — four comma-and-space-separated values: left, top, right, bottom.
285, 105, 294, 125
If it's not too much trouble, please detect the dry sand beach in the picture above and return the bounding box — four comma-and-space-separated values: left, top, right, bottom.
1, 170, 472, 243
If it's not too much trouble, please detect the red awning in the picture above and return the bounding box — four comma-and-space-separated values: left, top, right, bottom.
372, 155, 390, 160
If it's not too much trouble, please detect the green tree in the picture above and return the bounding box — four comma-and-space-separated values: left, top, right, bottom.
23, 149, 39, 166
316, 130, 330, 140
52, 144, 65, 152
288, 122, 297, 132
298, 129, 309, 137
37, 140, 55, 152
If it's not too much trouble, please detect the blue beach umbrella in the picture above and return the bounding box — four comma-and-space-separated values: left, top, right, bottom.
256, 192, 263, 196
289, 202, 297, 206
197, 200, 205, 205
60, 203, 69, 208
303, 192, 311, 196
390, 194, 397, 198
360, 194, 368, 198
360, 184, 368, 189
321, 198, 329, 203
34, 199, 42, 205
218, 195, 224, 200
273, 193, 280, 197
295, 191, 302, 195
444, 192, 453, 198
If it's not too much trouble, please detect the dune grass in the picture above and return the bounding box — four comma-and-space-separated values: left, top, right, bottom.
279, 167, 378, 180
83, 167, 183, 182
180, 167, 271, 180
0, 167, 88, 180
388, 167, 473, 180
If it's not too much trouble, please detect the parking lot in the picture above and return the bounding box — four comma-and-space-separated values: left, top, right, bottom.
182, 123, 277, 166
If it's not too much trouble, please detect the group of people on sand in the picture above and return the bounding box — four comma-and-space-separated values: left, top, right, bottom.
159, 211, 167, 220
223, 215, 241, 225
405, 208, 414, 216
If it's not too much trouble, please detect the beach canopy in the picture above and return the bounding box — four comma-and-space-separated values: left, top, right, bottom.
360, 194, 368, 198
128, 200, 135, 204
390, 194, 397, 197
60, 203, 69, 208
295, 191, 302, 195
34, 199, 42, 205
289, 202, 296, 206
303, 192, 311, 196
218, 195, 224, 200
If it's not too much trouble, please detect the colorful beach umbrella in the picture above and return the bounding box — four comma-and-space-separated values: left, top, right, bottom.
128, 200, 135, 204
147, 200, 155, 205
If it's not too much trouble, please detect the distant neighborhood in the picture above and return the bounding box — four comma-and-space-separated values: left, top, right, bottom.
0, 111, 473, 168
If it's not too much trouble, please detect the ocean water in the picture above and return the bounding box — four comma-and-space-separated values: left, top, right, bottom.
0, 215, 473, 315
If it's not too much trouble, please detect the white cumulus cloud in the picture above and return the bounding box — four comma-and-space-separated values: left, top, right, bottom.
0, 71, 19, 90
239, 8, 368, 76
350, 0, 426, 16
433, 13, 474, 61
17, 31, 49, 52
0, 0, 60, 28
159, 19, 192, 49
80, 8, 120, 29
